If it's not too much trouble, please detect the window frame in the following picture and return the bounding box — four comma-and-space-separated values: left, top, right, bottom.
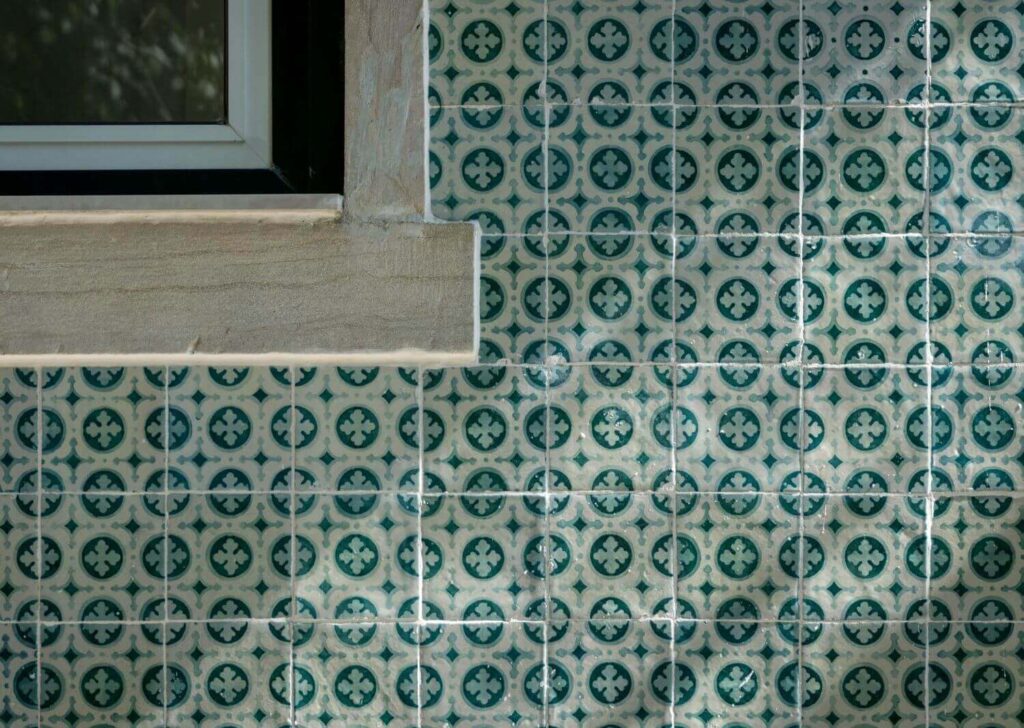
0, 0, 272, 172
0, 0, 345, 196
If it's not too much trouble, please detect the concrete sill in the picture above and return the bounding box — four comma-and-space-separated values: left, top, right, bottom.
0, 208, 480, 366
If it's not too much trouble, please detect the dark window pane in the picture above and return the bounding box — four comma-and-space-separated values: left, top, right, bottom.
0, 1, 226, 124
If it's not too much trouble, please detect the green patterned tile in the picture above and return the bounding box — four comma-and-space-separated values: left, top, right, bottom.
802, 106, 927, 238
800, 494, 930, 622
546, 618, 674, 727
424, 366, 545, 495
0, 494, 38, 622
801, 0, 929, 105
674, 366, 801, 491
930, 237, 1024, 361
929, 622, 1024, 724
421, 494, 547, 621
163, 621, 292, 725
799, 620, 926, 724
675, 107, 801, 237
676, 0, 801, 106
0, 621, 38, 726
428, 0, 547, 109
36, 623, 166, 726
675, 620, 798, 725
293, 621, 419, 727
932, 0, 1024, 102
931, 496, 1024, 622
0, 369, 36, 494
801, 367, 930, 494
929, 106, 1023, 234
416, 622, 544, 725
547, 366, 671, 491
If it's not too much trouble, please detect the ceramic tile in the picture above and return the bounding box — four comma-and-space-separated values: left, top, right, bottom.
932, 0, 1024, 102
423, 366, 545, 495
675, 620, 798, 725
293, 621, 420, 726
930, 236, 1024, 360
546, 618, 674, 727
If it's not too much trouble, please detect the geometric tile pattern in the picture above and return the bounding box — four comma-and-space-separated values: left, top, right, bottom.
2, 1, 1024, 726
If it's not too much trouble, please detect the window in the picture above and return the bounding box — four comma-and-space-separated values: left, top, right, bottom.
0, 0, 344, 194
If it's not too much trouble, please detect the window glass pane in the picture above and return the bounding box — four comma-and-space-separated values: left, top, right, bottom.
0, 1, 226, 124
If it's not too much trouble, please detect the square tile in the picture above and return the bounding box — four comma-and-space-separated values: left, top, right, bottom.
38, 623, 165, 726
417, 621, 544, 725
428, 0, 547, 109
546, 494, 674, 619
165, 620, 292, 725
293, 620, 420, 726
801, 106, 927, 238
800, 620, 926, 724
801, 366, 930, 494
930, 496, 1024, 622
929, 236, 1024, 360
675, 0, 801, 106
676, 620, 798, 724
673, 238, 802, 364
548, 235, 674, 363
675, 108, 801, 237
547, 366, 672, 493
429, 104, 546, 232
0, 622, 39, 726
802, 236, 929, 365
0, 494, 39, 622
421, 494, 547, 622
676, 494, 799, 621
932, 0, 1024, 102
303, 367, 420, 495
800, 494, 929, 623
801, 0, 929, 105
294, 494, 419, 623
424, 366, 545, 495
674, 365, 802, 491
932, 366, 1024, 494
546, 618, 674, 726
928, 622, 1024, 724
39, 494, 166, 622
0, 369, 37, 494
929, 106, 1024, 234
547, 0, 673, 106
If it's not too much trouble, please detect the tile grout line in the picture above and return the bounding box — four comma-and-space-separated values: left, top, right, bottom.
415, 367, 426, 728
541, 1, 552, 723
34, 367, 42, 728
922, 0, 935, 721
795, 1, 807, 724
288, 367, 298, 727
668, 0, 680, 719
161, 367, 171, 725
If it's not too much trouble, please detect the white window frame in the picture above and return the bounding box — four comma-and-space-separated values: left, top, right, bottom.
0, 0, 271, 171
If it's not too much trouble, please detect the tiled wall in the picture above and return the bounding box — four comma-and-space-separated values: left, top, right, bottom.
3, 1, 1024, 726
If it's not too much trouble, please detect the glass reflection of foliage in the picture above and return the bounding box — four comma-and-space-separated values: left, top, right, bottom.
0, 1, 226, 124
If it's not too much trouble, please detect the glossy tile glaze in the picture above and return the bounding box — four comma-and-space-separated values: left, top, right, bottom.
2, 1, 1024, 726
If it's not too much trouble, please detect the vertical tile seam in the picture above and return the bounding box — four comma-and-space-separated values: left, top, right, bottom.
795, 1, 808, 725
34, 366, 42, 728
415, 367, 426, 728
921, 0, 936, 721
288, 366, 298, 727
541, 1, 553, 725
668, 0, 680, 722
161, 367, 171, 725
